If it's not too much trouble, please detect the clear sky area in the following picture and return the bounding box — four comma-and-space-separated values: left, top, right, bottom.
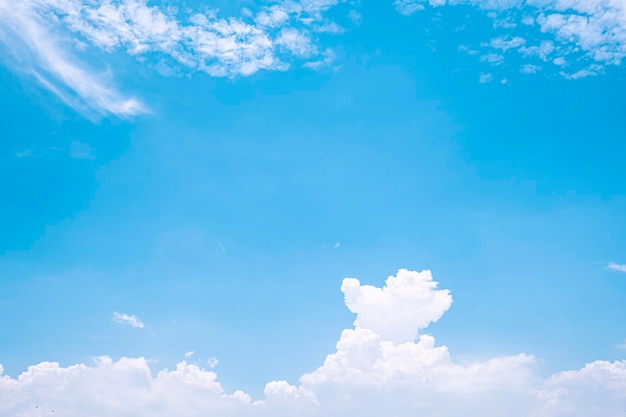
0, 0, 625, 416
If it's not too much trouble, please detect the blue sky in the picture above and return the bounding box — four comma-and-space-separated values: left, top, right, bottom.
1, 0, 625, 415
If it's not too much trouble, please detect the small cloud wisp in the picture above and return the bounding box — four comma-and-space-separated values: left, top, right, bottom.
113, 312, 145, 329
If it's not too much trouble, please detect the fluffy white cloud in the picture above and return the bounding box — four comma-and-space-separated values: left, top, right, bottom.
1, 268, 625, 417
0, 0, 348, 117
341, 268, 452, 343
395, 0, 626, 77
113, 312, 145, 328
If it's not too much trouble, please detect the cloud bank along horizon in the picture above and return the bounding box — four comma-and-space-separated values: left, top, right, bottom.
2, 0, 626, 117
1, 268, 625, 417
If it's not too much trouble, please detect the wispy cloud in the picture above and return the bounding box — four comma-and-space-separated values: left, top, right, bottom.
607, 262, 626, 273
0, 1, 147, 118
206, 357, 219, 369
15, 150, 34, 158
113, 312, 145, 329
0, 0, 353, 117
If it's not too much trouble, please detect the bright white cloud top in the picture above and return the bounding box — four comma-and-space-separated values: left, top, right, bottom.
2, 269, 625, 416
342, 269, 452, 343
113, 311, 145, 328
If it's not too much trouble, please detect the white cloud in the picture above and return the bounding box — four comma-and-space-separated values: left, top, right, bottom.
395, 0, 426, 15
519, 40, 555, 61
2, 269, 625, 416
480, 52, 505, 65
395, 0, 626, 77
276, 28, 316, 57
607, 262, 626, 273
341, 269, 452, 343
113, 312, 145, 329
0, 0, 146, 118
0, 0, 349, 116
185, 351, 195, 358
489, 35, 526, 51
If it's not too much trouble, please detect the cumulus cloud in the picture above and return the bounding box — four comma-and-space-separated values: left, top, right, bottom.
2, 268, 625, 417
607, 262, 626, 273
395, 0, 626, 77
0, 0, 349, 116
341, 269, 452, 343
113, 312, 145, 328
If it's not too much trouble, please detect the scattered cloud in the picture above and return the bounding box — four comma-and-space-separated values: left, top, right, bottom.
207, 357, 219, 369
2, 269, 625, 416
113, 312, 145, 329
607, 262, 626, 273
479, 72, 493, 83
616, 339, 626, 350
185, 351, 195, 358
480, 52, 504, 65
520, 63, 542, 74
488, 36, 526, 52
394, 0, 626, 78
395, 0, 425, 15
0, 0, 353, 117
333, 242, 340, 249
2, 0, 620, 115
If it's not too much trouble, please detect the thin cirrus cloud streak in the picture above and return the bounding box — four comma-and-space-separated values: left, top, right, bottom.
0, 0, 146, 118
395, 0, 626, 78
0, 0, 350, 117
113, 312, 145, 329
1, 269, 625, 417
